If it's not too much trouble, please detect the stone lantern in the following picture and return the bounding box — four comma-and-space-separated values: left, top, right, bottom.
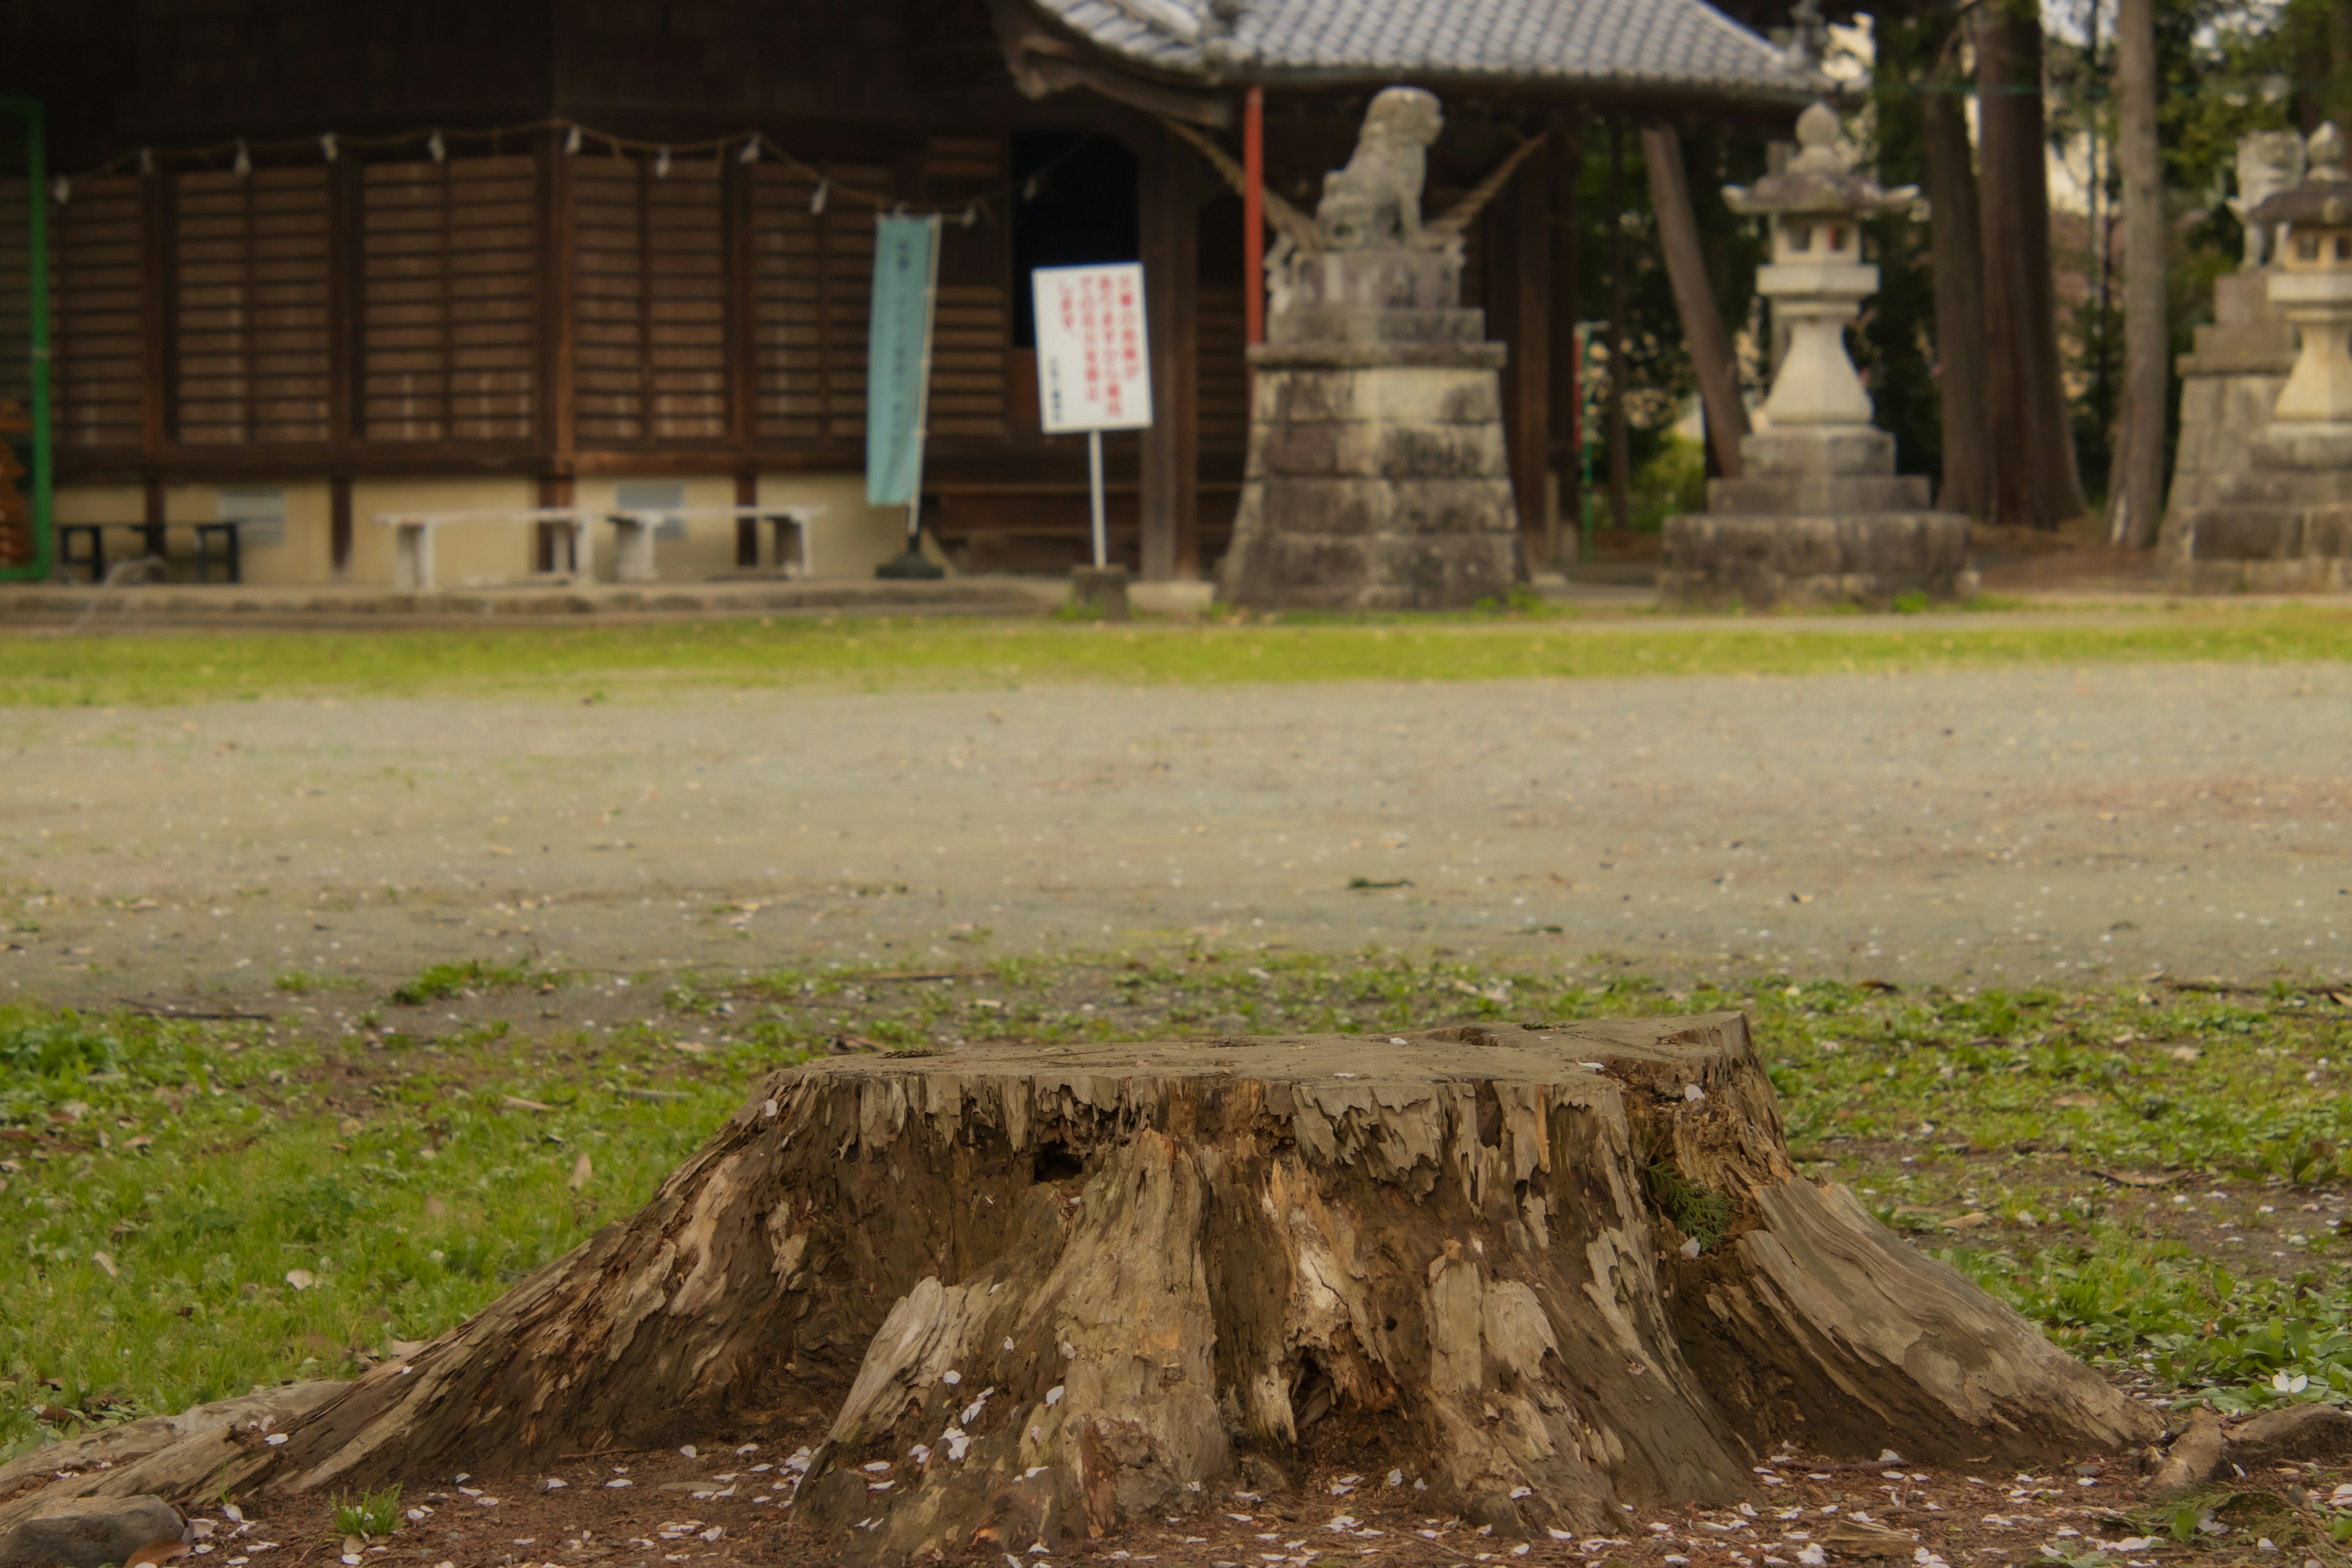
2170, 122, 2352, 590
1660, 102, 1969, 608
2255, 123, 2352, 466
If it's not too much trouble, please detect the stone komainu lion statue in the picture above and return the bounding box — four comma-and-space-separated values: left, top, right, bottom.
2232, 129, 2307, 271
1315, 86, 1445, 249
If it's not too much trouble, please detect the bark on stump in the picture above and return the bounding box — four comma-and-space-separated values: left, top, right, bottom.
7, 1016, 2157, 1561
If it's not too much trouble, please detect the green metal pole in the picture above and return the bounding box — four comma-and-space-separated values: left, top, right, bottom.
0, 94, 50, 582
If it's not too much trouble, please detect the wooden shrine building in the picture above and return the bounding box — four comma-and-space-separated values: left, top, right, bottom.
8, 0, 1818, 587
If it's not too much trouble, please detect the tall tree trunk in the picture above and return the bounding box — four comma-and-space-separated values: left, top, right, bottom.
2110, 0, 2167, 546
0, 1022, 2159, 1564
1643, 124, 1749, 479
1976, 0, 2089, 527
1923, 63, 1992, 519
1607, 119, 1632, 532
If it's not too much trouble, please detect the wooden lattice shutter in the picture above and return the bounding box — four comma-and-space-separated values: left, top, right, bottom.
361, 155, 537, 441
571, 156, 726, 444
47, 175, 143, 449
749, 164, 886, 445
923, 135, 1008, 440
175, 167, 331, 444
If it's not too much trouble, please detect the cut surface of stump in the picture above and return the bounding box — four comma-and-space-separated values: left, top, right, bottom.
4, 1016, 2158, 1560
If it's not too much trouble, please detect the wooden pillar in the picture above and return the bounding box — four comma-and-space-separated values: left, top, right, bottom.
1499, 134, 1550, 575
1549, 112, 1581, 562
735, 471, 758, 567
1242, 89, 1265, 348
138, 166, 175, 456
535, 130, 578, 573
1139, 125, 1200, 581
330, 475, 353, 578
1605, 119, 1630, 534
326, 151, 361, 446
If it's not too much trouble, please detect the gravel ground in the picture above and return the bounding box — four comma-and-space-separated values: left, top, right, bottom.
4, 660, 2348, 1009
123, 1434, 2352, 1568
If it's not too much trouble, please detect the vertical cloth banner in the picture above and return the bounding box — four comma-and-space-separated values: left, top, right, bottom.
865, 214, 941, 508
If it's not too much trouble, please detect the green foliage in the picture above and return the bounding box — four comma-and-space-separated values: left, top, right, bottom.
333, 1483, 402, 1539
1645, 1161, 1733, 1248
388, 959, 534, 1007
1629, 435, 1709, 533
0, 1017, 121, 1081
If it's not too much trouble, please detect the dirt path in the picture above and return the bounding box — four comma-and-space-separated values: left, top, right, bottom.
4, 660, 2348, 1009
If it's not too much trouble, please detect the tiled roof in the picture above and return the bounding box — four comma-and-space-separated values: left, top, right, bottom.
1029, 0, 1825, 100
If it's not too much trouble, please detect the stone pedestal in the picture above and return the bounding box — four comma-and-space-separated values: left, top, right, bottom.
2160, 273, 2299, 569
1218, 249, 1517, 610
1662, 428, 1972, 607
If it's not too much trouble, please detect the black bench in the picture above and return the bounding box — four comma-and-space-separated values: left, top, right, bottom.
58, 522, 242, 584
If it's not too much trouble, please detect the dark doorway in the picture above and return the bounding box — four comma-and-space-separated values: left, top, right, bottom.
1010, 131, 1139, 346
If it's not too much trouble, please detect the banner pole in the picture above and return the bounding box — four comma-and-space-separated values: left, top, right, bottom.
1087, 428, 1107, 570
905, 213, 943, 554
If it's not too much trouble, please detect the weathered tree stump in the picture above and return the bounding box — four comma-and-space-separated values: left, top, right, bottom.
2, 1016, 2158, 1560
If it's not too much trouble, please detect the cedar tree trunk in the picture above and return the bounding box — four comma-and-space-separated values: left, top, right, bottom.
1923, 64, 1993, 520
2111, 0, 2168, 546
0, 1019, 2159, 1564
1643, 124, 1751, 478
1976, 0, 2089, 527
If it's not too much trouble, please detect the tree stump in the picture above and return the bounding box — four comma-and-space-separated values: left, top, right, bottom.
5, 1016, 2158, 1560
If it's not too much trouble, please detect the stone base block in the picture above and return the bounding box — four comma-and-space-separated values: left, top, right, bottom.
1708, 472, 1930, 515
1243, 475, 1516, 537
1220, 528, 1517, 610
2254, 422, 2352, 472
1252, 421, 1507, 483
1740, 426, 1896, 478
2168, 490, 2352, 591
1660, 511, 1973, 609
1223, 350, 1518, 611
1253, 366, 1500, 427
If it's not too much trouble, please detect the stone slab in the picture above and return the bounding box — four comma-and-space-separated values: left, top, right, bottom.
1251, 420, 1508, 483
1219, 529, 1517, 611
1249, 342, 1507, 372
1659, 511, 1973, 609
1738, 426, 1897, 478
1269, 306, 1488, 349
1280, 247, 1464, 313
1707, 473, 1930, 515
1241, 476, 1515, 537
1253, 367, 1502, 427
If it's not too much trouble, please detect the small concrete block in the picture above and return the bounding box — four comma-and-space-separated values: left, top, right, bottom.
1070, 565, 1130, 620
0, 1494, 184, 1568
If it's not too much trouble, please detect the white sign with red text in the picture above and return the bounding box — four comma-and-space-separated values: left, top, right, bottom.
1031, 263, 1152, 434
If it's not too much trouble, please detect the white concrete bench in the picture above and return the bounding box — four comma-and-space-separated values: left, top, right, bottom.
602, 505, 826, 583
376, 508, 593, 591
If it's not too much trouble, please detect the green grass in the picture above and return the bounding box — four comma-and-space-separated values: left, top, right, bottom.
2, 958, 2346, 1465
332, 1483, 402, 1539
4, 601, 2351, 707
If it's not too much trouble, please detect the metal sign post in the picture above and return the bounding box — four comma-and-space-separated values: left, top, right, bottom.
1031, 262, 1152, 576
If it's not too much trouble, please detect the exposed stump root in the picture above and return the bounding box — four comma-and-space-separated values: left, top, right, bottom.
2, 1016, 2158, 1559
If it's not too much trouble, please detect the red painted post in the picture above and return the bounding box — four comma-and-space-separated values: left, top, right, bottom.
1243, 86, 1265, 347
